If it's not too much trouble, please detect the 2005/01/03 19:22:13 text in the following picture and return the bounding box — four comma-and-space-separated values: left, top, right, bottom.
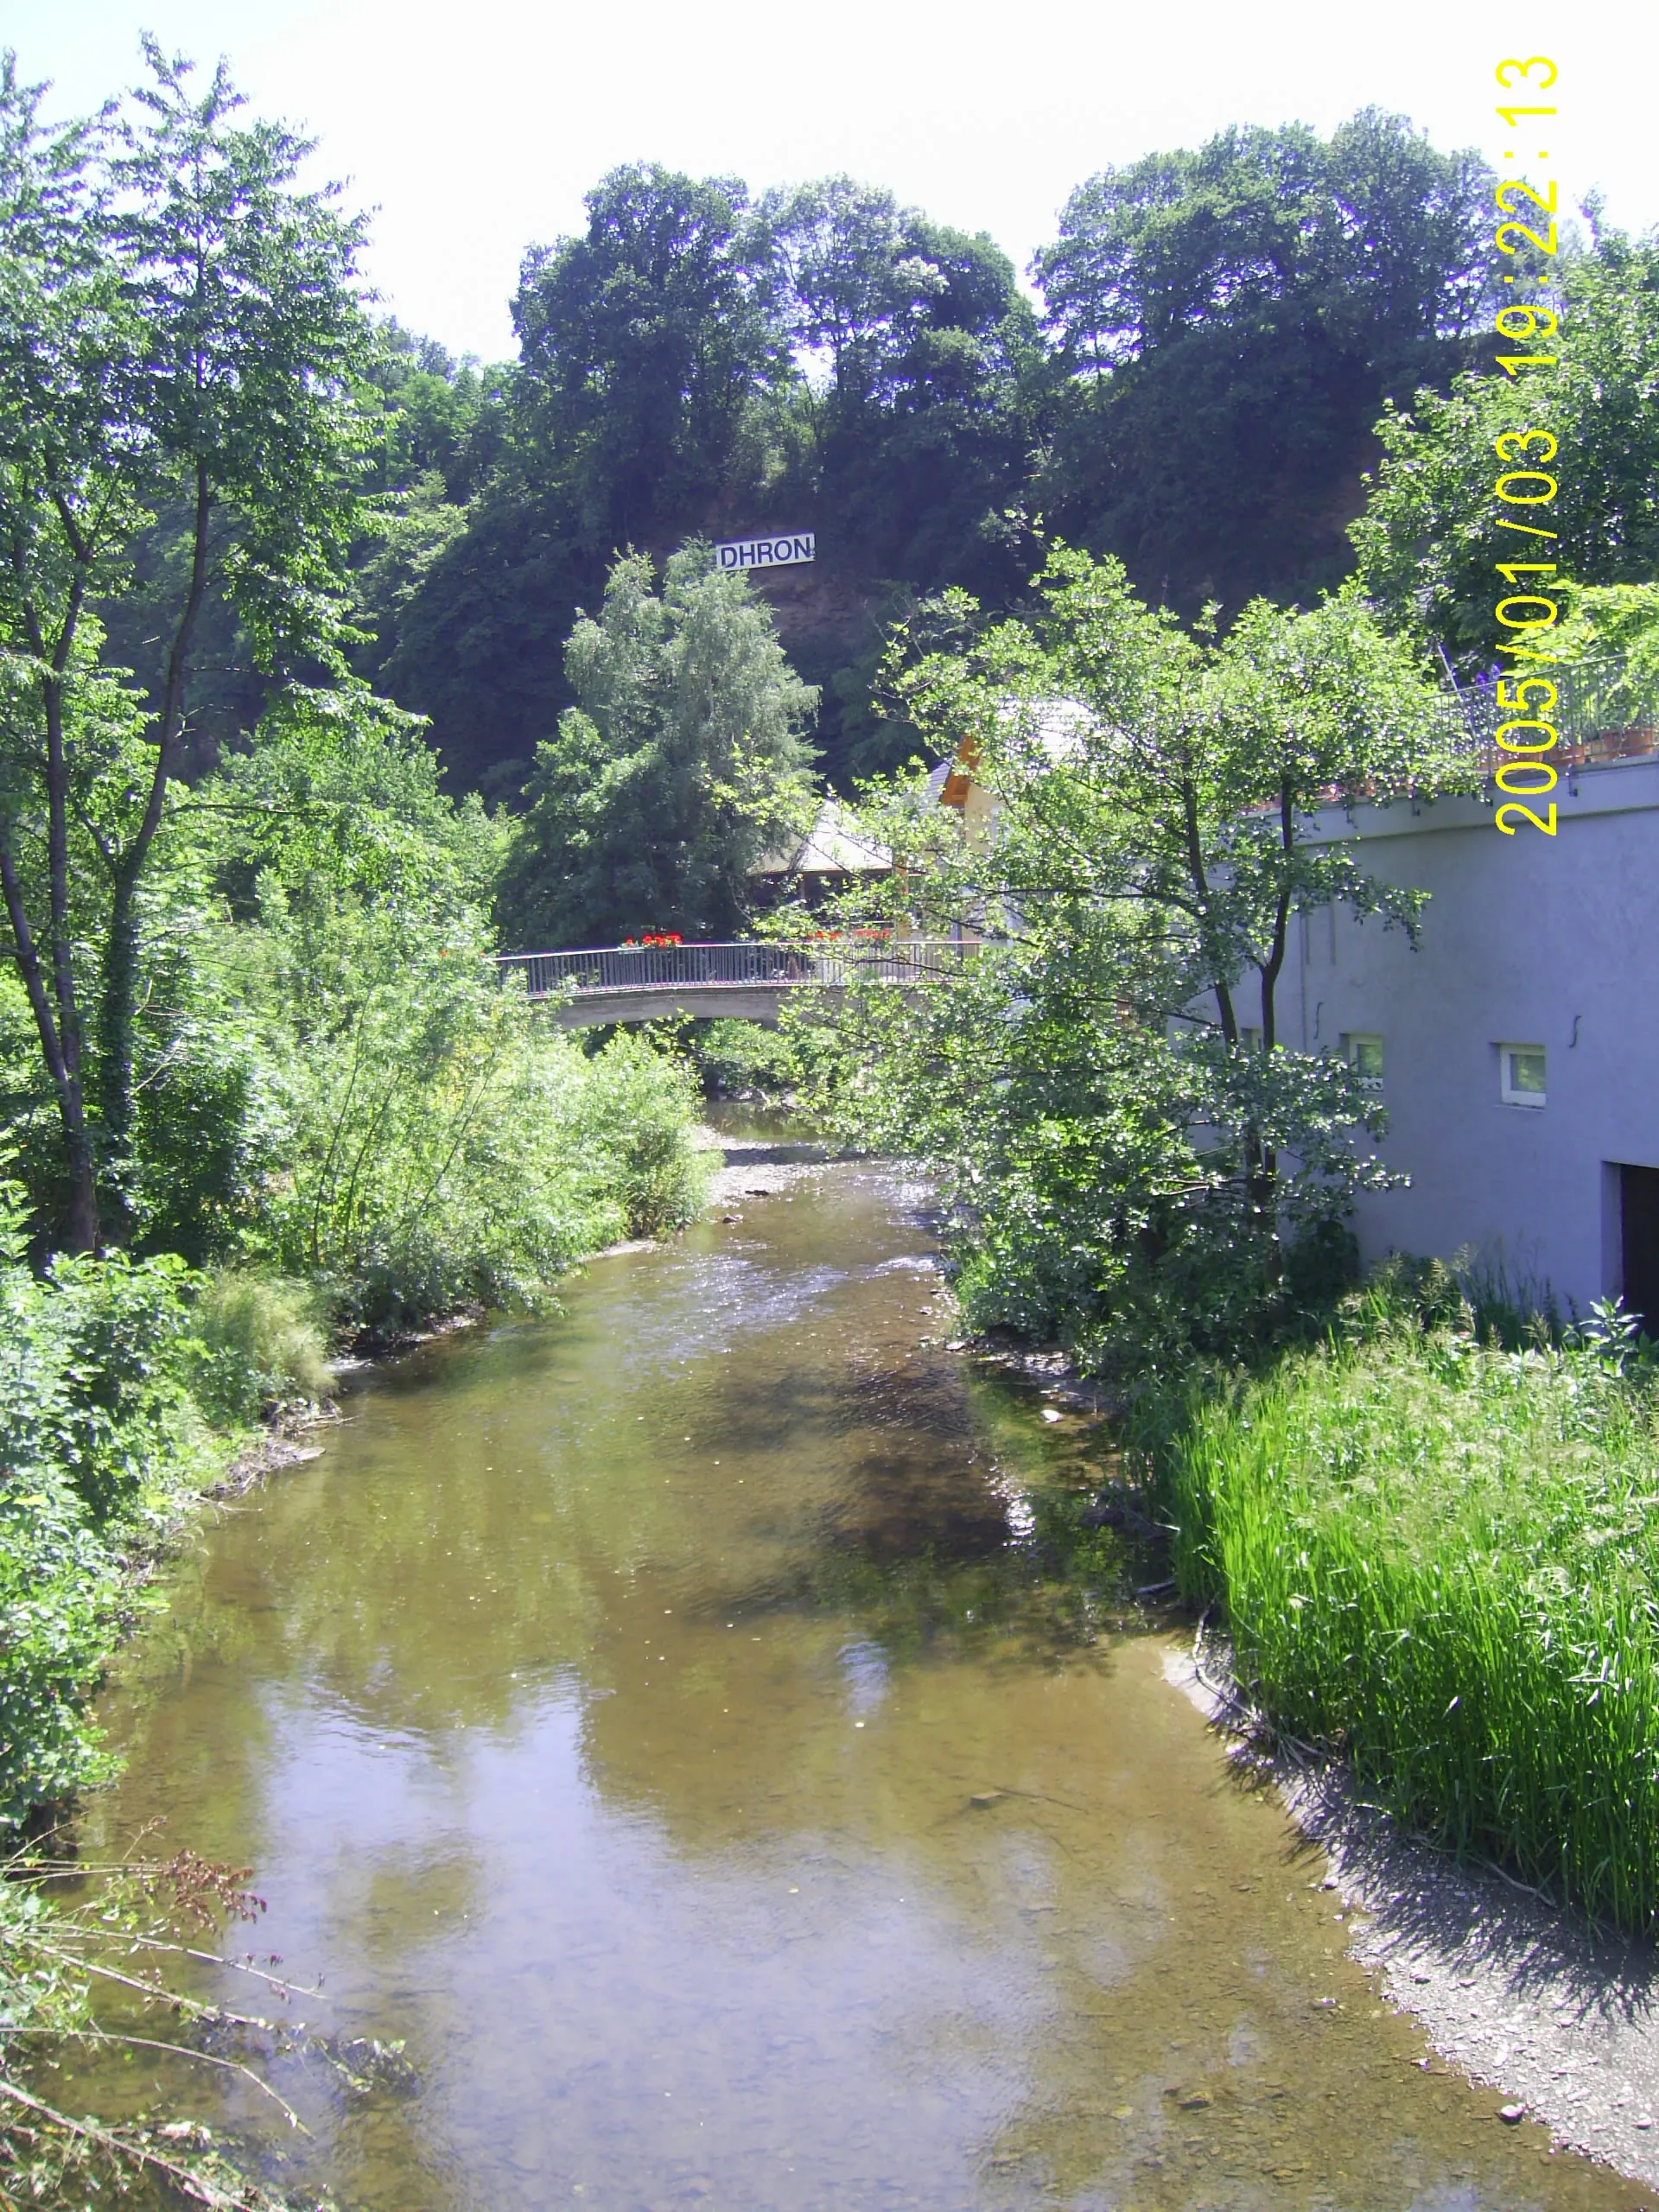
1489, 54, 1566, 839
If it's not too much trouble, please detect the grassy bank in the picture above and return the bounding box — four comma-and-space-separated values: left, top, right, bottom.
1145, 1309, 1659, 1934
2, 1026, 710, 1838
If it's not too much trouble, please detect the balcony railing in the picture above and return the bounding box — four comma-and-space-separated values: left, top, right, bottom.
1445, 650, 1659, 777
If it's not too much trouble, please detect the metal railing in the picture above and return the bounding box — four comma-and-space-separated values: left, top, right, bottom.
1445, 650, 1659, 776
499, 938, 982, 1000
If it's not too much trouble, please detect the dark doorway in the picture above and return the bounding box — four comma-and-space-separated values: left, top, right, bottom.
1620, 1166, 1659, 1335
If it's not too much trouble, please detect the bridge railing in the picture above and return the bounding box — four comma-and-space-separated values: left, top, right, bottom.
499, 938, 982, 999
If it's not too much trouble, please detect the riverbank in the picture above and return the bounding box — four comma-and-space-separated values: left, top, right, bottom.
1156, 1319, 1659, 2194
1168, 1637, 1659, 2189
938, 1309, 1659, 2194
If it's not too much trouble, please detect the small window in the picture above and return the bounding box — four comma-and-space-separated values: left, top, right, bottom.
1500, 1044, 1547, 1107
1342, 1033, 1385, 1092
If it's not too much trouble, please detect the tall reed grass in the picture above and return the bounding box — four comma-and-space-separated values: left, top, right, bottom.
1154, 1324, 1659, 1932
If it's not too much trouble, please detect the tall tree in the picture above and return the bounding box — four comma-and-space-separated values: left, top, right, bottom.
1033, 113, 1493, 613
820, 552, 1478, 1367
499, 547, 818, 949
1351, 226, 1659, 664
512, 164, 791, 551
761, 177, 1039, 588
0, 41, 372, 1248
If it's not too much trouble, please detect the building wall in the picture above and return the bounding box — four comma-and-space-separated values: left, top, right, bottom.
1286, 762, 1659, 1312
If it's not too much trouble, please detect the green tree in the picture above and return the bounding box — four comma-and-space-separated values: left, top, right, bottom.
817, 550, 1477, 1373
1351, 226, 1659, 664
379, 172, 1044, 797
762, 177, 1040, 589
345, 323, 512, 719
370, 167, 798, 795
514, 163, 791, 550
499, 548, 818, 948
0, 42, 372, 1249
1033, 112, 1493, 614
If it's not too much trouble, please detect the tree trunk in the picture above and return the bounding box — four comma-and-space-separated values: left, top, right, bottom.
1249, 786, 1298, 1286
0, 829, 99, 1252
95, 459, 213, 1242
96, 863, 142, 1238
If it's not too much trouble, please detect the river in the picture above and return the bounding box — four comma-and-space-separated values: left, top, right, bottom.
73, 1135, 1648, 2210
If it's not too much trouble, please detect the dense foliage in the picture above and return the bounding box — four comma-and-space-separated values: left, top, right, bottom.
334, 118, 1501, 793
498, 547, 818, 948
1153, 1300, 1659, 1932
0, 1163, 217, 1824
1033, 112, 1493, 615
804, 549, 1476, 1377
1351, 228, 1659, 664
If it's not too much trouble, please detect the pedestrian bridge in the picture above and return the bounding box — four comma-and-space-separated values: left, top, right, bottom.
499, 939, 976, 1027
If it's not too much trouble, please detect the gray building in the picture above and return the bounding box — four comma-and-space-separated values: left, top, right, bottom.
1282, 760, 1659, 1322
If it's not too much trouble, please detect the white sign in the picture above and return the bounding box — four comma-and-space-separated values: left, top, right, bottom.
714, 531, 815, 571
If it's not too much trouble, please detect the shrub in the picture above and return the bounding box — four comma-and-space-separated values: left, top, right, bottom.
232, 906, 711, 1336
1155, 1324, 1659, 1931
31, 1248, 201, 1522
0, 1173, 216, 1825
188, 1271, 333, 1424
130, 1040, 274, 1267
693, 1017, 800, 1099
575, 1029, 712, 1237
0, 1462, 125, 1823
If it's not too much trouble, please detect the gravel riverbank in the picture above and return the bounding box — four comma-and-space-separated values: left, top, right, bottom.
1166, 1639, 1659, 2196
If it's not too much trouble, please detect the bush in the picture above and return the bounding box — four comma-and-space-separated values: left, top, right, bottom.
213, 900, 712, 1338
188, 1271, 333, 1424
0, 1175, 219, 1826
30, 1248, 202, 1523
575, 1029, 712, 1237
1154, 1320, 1659, 1931
130, 1041, 273, 1267
810, 944, 1400, 1385
692, 1017, 800, 1099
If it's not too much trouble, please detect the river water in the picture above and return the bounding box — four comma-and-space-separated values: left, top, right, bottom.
76, 1140, 1647, 2211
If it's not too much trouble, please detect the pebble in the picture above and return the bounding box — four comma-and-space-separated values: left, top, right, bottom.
1499, 2103, 1527, 2125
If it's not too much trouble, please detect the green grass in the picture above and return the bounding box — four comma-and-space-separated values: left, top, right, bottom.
1150, 1321, 1659, 1933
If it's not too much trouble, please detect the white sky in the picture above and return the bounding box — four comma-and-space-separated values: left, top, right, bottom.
8, 0, 1650, 363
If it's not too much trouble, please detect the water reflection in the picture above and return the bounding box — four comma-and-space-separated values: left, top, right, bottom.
76, 1161, 1645, 2211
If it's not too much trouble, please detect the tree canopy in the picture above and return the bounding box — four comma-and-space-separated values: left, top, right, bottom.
1032, 112, 1494, 616
1351, 226, 1659, 665
346, 114, 1500, 794
497, 548, 818, 949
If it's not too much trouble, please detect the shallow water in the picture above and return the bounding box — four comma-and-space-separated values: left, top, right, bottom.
73, 1149, 1647, 2210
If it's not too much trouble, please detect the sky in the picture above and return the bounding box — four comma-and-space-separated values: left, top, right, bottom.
7, 0, 1650, 364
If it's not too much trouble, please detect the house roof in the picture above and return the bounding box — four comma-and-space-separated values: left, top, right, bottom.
749, 797, 893, 879
935, 697, 1095, 807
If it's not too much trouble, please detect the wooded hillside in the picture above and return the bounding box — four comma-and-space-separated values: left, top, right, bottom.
184, 115, 1503, 794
